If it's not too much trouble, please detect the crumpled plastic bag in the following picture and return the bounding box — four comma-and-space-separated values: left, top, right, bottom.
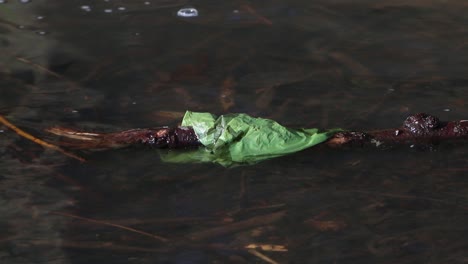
161, 111, 340, 166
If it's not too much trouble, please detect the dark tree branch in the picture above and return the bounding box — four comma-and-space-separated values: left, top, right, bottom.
326, 113, 468, 147
47, 113, 468, 150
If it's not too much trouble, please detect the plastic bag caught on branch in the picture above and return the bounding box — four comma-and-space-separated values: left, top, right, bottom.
161, 111, 340, 166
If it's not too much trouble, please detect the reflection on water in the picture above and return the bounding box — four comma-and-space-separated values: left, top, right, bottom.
1, 0, 468, 263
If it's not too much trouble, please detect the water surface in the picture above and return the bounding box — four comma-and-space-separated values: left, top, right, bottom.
1, 1, 468, 263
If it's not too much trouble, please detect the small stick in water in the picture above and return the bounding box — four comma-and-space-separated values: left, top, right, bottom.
48, 113, 468, 151
8, 112, 468, 162
0, 115, 85, 162
46, 126, 201, 149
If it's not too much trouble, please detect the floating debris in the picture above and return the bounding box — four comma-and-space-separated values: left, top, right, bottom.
177, 7, 199, 18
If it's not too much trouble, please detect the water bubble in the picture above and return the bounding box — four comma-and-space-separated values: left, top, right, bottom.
443, 108, 451, 112
19, 0, 31, 3
17, 25, 25, 29
0, 0, 7, 4
36, 30, 47, 35
0, 130, 4, 133
177, 7, 198, 18
143, 1, 150, 5
80, 5, 92, 12
134, 32, 140, 36
104, 8, 113, 13
117, 6, 126, 11
36, 15, 45, 20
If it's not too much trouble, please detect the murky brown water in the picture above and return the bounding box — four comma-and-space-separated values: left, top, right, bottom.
1, 1, 468, 263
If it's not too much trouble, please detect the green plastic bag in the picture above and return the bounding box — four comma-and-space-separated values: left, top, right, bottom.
161, 111, 340, 166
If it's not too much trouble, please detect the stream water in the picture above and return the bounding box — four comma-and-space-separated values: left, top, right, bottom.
1, 1, 468, 263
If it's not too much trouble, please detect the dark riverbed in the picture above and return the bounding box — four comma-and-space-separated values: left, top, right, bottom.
1, 1, 468, 263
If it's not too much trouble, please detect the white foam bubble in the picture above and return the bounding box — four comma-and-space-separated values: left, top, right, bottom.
80, 5, 92, 12
177, 7, 199, 18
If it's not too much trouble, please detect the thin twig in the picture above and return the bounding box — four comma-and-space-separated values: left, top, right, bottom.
188, 211, 285, 241
0, 115, 85, 162
52, 211, 169, 243
245, 243, 288, 252
15, 57, 82, 91
30, 239, 168, 253
247, 249, 280, 264
16, 57, 64, 79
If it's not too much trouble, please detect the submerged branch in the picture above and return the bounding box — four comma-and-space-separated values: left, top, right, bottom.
47, 113, 468, 151
46, 126, 201, 149
326, 113, 468, 147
